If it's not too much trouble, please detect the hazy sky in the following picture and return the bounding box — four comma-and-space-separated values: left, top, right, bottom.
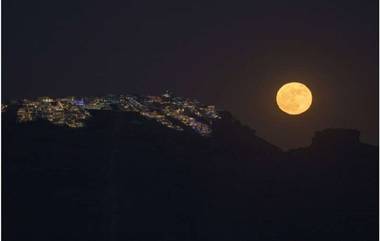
4, 0, 378, 148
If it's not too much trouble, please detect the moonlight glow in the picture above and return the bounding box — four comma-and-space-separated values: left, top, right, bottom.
276, 82, 312, 115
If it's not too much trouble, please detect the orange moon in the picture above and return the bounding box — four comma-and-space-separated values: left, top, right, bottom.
276, 82, 312, 115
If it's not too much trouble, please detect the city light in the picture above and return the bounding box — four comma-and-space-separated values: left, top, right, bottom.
7, 92, 221, 136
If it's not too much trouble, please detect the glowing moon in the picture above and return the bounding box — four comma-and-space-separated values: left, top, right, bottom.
276, 82, 312, 115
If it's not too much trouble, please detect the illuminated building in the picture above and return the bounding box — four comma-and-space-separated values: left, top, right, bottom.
6, 92, 221, 136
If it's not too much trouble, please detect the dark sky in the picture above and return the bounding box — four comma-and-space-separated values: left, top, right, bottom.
3, 0, 378, 149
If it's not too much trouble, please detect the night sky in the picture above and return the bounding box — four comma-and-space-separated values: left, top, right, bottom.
3, 0, 378, 148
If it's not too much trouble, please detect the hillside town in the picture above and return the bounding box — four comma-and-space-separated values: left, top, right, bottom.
6, 92, 221, 136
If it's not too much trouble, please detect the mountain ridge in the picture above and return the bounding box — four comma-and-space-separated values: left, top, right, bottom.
3, 95, 378, 241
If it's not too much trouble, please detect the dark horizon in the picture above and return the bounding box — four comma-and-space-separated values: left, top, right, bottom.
3, 0, 378, 148
2, 93, 378, 151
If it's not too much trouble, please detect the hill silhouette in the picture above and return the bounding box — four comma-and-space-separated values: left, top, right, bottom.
3, 108, 378, 241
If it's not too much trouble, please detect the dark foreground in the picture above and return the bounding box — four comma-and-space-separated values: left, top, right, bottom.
3, 110, 378, 241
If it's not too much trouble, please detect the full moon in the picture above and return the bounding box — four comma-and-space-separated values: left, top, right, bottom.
276, 82, 312, 115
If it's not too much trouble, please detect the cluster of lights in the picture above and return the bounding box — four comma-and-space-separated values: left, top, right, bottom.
16, 97, 91, 128
5, 92, 221, 136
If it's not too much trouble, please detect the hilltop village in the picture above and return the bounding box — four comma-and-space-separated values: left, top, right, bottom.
4, 92, 220, 136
